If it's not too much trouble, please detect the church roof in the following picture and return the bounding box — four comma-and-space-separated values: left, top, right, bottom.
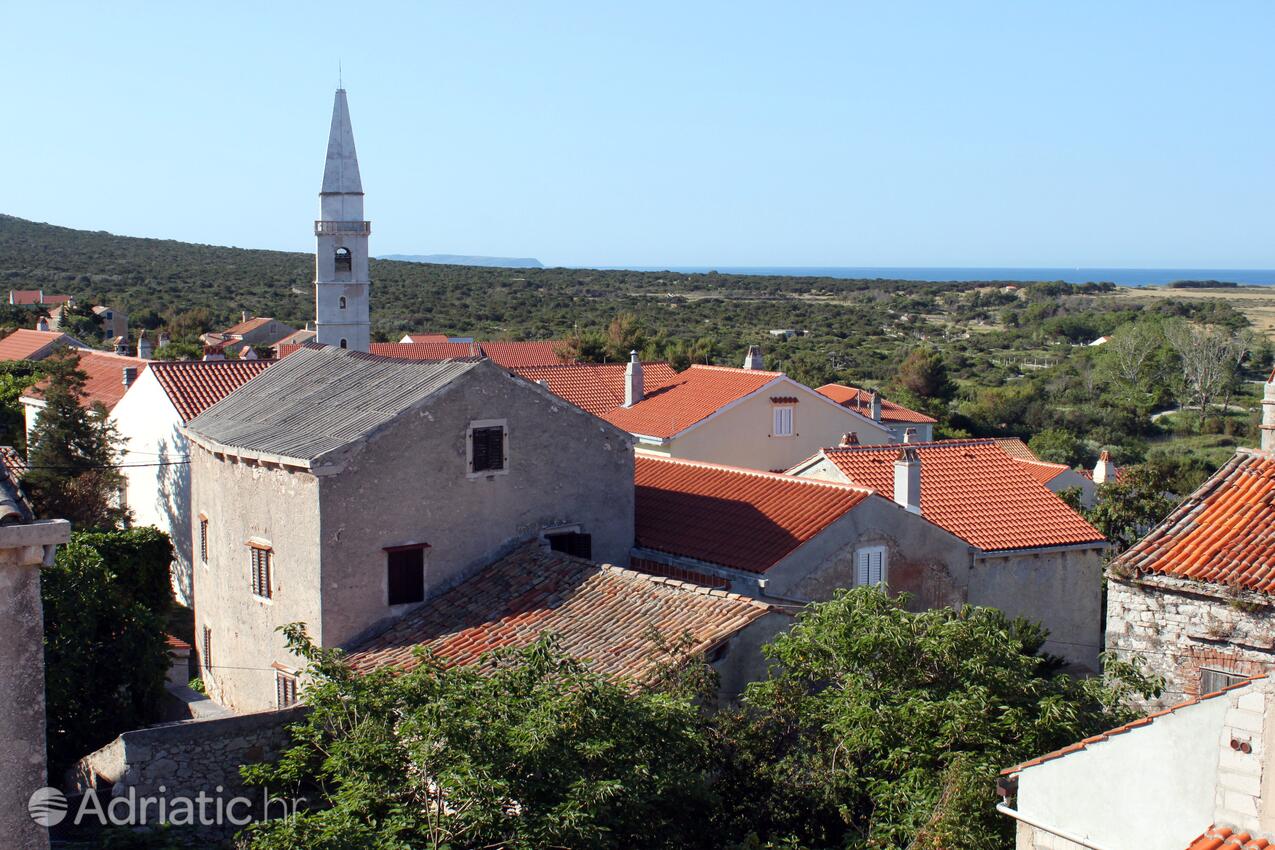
321, 88, 362, 194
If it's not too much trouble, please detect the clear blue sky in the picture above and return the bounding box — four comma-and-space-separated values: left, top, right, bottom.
4, 2, 1273, 268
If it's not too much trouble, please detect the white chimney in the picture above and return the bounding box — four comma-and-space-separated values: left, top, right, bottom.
624, 350, 643, 407
121, 366, 138, 388
893, 447, 921, 514
903, 427, 916, 443
1093, 450, 1118, 485
242, 311, 249, 323
157, 332, 170, 349
743, 345, 764, 370
35, 317, 49, 332
869, 391, 882, 422
1263, 369, 1275, 452
136, 333, 152, 359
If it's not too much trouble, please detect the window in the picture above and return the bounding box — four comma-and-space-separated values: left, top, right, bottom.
199, 517, 208, 564
339, 296, 347, 309
335, 247, 352, 272
469, 422, 507, 474
548, 531, 592, 560
201, 625, 212, 674
386, 546, 426, 605
276, 671, 299, 708
339, 338, 348, 349
855, 545, 886, 586
250, 545, 272, 599
1200, 667, 1247, 695
773, 406, 794, 437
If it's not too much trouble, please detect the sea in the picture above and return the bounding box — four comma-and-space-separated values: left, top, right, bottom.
598, 266, 1275, 287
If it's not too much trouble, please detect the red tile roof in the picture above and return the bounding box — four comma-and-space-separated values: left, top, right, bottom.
1003, 675, 1264, 777
9, 290, 72, 306
603, 365, 782, 439
1015, 458, 1072, 486
635, 454, 873, 573
1188, 826, 1275, 849
994, 438, 1040, 462
815, 383, 937, 424
1111, 451, 1275, 592
480, 340, 572, 368
0, 329, 85, 361
402, 333, 451, 344
23, 350, 148, 411
814, 440, 1104, 552
221, 316, 276, 336
149, 359, 275, 422
512, 362, 681, 417
273, 329, 316, 348
344, 542, 773, 680
369, 341, 480, 359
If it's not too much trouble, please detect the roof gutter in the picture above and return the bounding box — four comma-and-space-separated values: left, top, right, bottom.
182, 429, 316, 472
995, 804, 1116, 850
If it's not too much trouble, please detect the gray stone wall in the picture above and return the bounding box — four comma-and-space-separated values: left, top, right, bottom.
1107, 575, 1275, 708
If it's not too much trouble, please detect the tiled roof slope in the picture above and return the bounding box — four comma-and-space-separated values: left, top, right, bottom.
480, 340, 571, 368
512, 362, 681, 417
149, 359, 275, 422
185, 346, 482, 462
23, 350, 148, 411
402, 334, 450, 343
1111, 451, 1275, 592
345, 543, 773, 680
1188, 825, 1275, 849
370, 341, 480, 360
816, 440, 1104, 552
1015, 458, 1071, 486
1003, 676, 1263, 777
635, 454, 872, 573
815, 383, 937, 424
0, 329, 86, 361
994, 438, 1040, 462
603, 365, 781, 439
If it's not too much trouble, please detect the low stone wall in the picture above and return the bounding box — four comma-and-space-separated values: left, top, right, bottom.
1106, 575, 1275, 707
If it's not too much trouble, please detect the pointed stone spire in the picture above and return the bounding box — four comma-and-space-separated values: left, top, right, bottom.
322, 89, 363, 195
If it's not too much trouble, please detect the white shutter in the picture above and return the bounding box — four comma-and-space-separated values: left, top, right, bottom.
855, 547, 886, 586
773, 406, 793, 436
856, 551, 871, 586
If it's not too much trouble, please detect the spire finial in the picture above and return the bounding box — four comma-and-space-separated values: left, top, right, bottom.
338, 60, 343, 90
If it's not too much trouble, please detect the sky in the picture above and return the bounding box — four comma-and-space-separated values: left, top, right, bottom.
4, 2, 1273, 269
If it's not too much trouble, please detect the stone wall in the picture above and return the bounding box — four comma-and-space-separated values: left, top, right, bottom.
1107, 575, 1275, 708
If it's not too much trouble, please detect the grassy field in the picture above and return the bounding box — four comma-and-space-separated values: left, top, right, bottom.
1112, 285, 1275, 336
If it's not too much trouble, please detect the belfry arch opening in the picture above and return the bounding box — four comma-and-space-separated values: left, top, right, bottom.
335, 247, 352, 272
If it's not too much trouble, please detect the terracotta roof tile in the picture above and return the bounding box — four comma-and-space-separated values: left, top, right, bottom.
344, 542, 773, 681
603, 365, 781, 438
402, 334, 451, 344
479, 340, 572, 368
1188, 825, 1275, 849
369, 341, 480, 359
0, 329, 86, 361
1111, 451, 1275, 593
816, 439, 1104, 552
635, 454, 873, 573
512, 362, 681, 417
993, 438, 1040, 461
9, 290, 71, 306
815, 383, 938, 424
1015, 458, 1072, 486
149, 359, 275, 422
23, 349, 148, 412
221, 316, 276, 336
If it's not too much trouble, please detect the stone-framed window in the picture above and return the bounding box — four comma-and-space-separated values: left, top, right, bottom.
467, 419, 509, 477
386, 544, 427, 606
249, 543, 272, 600
855, 545, 887, 587
335, 247, 352, 272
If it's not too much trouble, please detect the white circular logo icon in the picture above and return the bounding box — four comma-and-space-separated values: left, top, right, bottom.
28, 786, 68, 827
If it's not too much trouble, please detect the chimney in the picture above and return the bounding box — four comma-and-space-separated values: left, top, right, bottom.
904, 427, 917, 443
869, 391, 882, 422
35, 317, 49, 332
157, 332, 170, 349
242, 311, 249, 324
121, 367, 138, 388
1263, 369, 1275, 452
743, 345, 764, 370
839, 432, 859, 447
113, 337, 128, 356
1093, 450, 1118, 485
136, 332, 152, 359
240, 346, 258, 360
893, 447, 921, 514
624, 350, 644, 408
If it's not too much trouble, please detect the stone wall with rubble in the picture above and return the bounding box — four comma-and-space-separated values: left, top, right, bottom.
1106, 574, 1275, 708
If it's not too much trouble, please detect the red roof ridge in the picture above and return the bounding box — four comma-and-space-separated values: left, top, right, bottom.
687, 363, 783, 377
1002, 674, 1268, 777
637, 452, 875, 495
825, 437, 999, 453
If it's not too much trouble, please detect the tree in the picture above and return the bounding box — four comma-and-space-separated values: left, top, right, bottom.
23, 349, 129, 529
711, 588, 1158, 849
1164, 321, 1247, 425
1085, 463, 1179, 554
240, 628, 717, 850
1028, 428, 1086, 466
1098, 320, 1166, 406
43, 528, 174, 774
897, 348, 956, 403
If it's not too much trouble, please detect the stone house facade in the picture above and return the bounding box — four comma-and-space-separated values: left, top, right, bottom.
184, 346, 635, 713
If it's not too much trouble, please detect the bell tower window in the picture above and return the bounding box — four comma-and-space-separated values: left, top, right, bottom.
339, 338, 348, 349
339, 296, 347, 309
335, 247, 352, 272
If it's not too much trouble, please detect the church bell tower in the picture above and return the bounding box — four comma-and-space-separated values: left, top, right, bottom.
314, 88, 370, 352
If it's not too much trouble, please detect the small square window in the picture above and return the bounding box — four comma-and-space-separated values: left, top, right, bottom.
250, 546, 272, 599
387, 546, 426, 606
548, 531, 592, 560
773, 406, 794, 437
469, 422, 507, 474
276, 671, 299, 708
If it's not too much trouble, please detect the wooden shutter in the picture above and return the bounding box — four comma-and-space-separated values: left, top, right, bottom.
199, 519, 208, 563
472, 426, 505, 472
251, 547, 272, 599
276, 672, 298, 708
856, 548, 884, 586
773, 406, 793, 436
387, 547, 426, 605
202, 626, 212, 672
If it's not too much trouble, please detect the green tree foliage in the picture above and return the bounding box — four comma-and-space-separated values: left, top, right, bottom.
23, 349, 129, 529
1085, 463, 1180, 554
43, 528, 174, 774
896, 347, 955, 404
241, 627, 717, 850
711, 588, 1159, 849
1028, 428, 1088, 466
0, 360, 43, 450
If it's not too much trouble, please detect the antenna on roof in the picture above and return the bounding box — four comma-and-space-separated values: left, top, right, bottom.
338, 60, 343, 90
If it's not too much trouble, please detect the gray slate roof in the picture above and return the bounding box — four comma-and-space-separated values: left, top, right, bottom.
185, 346, 482, 462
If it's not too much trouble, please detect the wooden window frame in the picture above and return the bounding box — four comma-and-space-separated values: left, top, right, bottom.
467, 418, 509, 478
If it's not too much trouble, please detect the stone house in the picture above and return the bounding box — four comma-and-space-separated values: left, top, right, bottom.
183, 346, 636, 713
513, 351, 895, 472
789, 439, 1108, 669
1106, 448, 1275, 708
110, 359, 273, 605
999, 674, 1275, 850
202, 315, 297, 357
814, 382, 938, 442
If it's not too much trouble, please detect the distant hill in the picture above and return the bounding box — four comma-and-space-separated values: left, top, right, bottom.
380, 254, 544, 269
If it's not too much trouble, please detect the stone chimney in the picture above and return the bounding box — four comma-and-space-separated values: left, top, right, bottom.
136, 332, 152, 359
35, 316, 49, 332
1093, 450, 1118, 485
743, 345, 764, 370
624, 350, 643, 408
839, 432, 860, 447
904, 427, 917, 443
121, 366, 138, 388
869, 391, 882, 422
1262, 368, 1275, 452
893, 447, 921, 514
